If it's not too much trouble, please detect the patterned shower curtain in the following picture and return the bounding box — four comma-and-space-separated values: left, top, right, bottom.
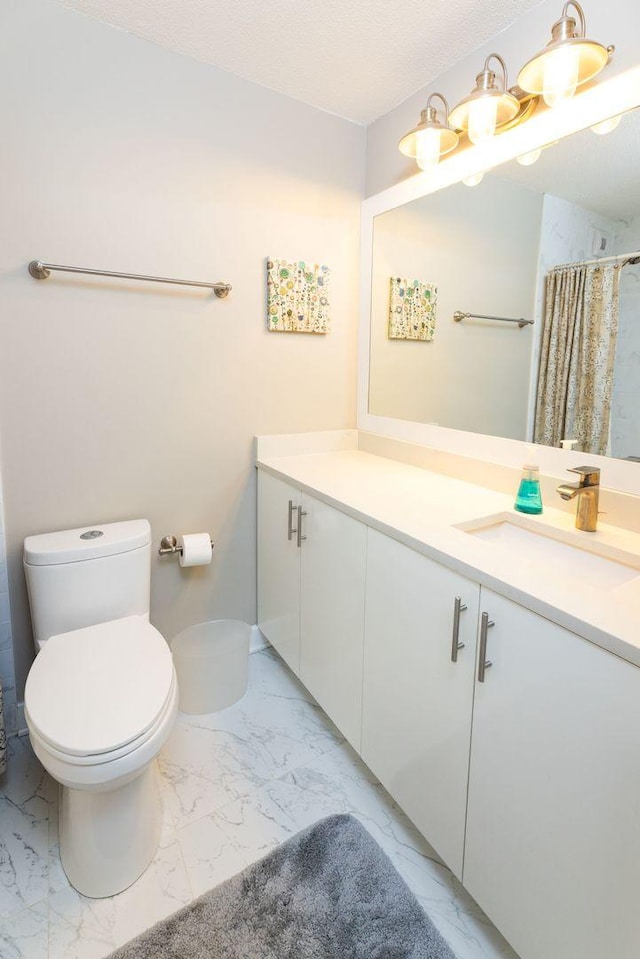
0, 681, 7, 775
534, 262, 620, 456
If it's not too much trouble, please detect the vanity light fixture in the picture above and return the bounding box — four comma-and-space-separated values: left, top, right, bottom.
517, 2, 613, 108
398, 93, 459, 170
449, 54, 520, 145
591, 114, 622, 135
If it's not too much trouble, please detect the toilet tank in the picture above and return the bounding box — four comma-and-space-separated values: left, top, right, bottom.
24, 519, 152, 650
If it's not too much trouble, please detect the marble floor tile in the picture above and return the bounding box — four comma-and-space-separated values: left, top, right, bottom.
48, 840, 191, 959
175, 811, 248, 897
1, 735, 55, 811
0, 899, 49, 959
0, 795, 50, 920
195, 651, 344, 780
158, 715, 273, 831
0, 738, 54, 920
0, 646, 519, 958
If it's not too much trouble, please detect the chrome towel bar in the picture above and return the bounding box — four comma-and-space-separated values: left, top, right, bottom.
453, 310, 532, 328
28, 260, 231, 298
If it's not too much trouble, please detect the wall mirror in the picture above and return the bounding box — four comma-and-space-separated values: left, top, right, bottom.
364, 89, 640, 465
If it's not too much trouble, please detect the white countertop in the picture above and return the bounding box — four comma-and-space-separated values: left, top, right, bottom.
257, 448, 640, 669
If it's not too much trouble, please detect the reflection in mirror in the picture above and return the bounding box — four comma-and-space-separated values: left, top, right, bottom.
368, 107, 640, 461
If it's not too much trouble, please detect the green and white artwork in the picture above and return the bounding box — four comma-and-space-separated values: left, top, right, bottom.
388, 277, 437, 340
267, 258, 330, 333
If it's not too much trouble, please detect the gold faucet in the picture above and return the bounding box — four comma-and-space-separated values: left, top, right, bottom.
556, 466, 600, 532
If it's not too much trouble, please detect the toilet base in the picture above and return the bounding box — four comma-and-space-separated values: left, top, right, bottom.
59, 761, 162, 898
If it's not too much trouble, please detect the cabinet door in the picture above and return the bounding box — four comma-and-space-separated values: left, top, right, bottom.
299, 493, 367, 750
362, 529, 479, 878
464, 588, 640, 959
257, 471, 301, 674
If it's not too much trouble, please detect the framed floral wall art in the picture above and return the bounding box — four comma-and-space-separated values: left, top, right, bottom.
388, 277, 437, 340
267, 258, 330, 333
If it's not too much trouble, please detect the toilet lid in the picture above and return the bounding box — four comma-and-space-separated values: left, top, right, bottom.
25, 616, 174, 757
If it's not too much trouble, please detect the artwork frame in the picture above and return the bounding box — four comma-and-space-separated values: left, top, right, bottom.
267, 258, 331, 334
388, 277, 437, 341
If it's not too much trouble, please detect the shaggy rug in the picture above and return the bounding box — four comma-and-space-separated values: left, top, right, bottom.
108, 813, 456, 958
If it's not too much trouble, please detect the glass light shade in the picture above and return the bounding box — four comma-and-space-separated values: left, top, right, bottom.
468, 97, 499, 144
542, 45, 580, 106
415, 129, 444, 169
449, 89, 520, 142
591, 114, 622, 135
518, 39, 609, 104
517, 148, 543, 165
398, 106, 459, 168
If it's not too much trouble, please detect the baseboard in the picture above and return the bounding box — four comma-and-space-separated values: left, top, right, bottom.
250, 625, 270, 654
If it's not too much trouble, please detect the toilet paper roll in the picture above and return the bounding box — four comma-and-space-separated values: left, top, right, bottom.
178, 533, 213, 567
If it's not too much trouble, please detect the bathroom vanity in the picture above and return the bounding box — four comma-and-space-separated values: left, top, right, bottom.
256, 431, 640, 959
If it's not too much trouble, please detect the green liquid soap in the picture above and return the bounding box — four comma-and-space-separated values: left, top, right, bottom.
514, 465, 543, 514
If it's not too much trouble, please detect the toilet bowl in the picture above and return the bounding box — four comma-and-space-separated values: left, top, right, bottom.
23, 520, 178, 898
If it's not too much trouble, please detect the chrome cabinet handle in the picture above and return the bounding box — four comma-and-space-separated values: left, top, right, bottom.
287, 499, 297, 541
451, 596, 468, 662
296, 507, 307, 547
478, 612, 495, 683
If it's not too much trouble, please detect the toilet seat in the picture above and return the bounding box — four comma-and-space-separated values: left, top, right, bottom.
25, 615, 175, 760
25, 673, 177, 767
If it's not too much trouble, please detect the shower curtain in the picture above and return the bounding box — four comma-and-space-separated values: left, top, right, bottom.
534, 262, 620, 456
0, 681, 6, 775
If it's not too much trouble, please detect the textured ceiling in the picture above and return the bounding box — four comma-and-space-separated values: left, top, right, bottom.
57, 0, 544, 124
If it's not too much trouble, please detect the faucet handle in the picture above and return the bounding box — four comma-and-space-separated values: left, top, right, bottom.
568, 465, 600, 485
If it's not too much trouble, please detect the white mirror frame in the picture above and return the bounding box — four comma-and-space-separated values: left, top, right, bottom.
358, 65, 640, 495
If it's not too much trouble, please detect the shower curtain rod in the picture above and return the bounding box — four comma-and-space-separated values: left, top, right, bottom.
552, 250, 640, 271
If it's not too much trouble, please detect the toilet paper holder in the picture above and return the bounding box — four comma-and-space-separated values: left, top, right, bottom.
158, 535, 215, 557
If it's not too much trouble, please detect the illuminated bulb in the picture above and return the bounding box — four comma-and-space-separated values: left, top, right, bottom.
591, 115, 622, 135
517, 148, 543, 166
467, 97, 499, 144
415, 128, 442, 170
463, 172, 484, 187
542, 45, 580, 107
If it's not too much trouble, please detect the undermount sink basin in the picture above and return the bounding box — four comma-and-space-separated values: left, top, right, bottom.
457, 514, 640, 591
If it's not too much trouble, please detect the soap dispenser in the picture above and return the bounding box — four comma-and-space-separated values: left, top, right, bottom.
515, 464, 543, 514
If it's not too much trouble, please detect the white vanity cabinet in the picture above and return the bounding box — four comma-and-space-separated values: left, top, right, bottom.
257, 471, 301, 672
361, 529, 480, 879
257, 469, 367, 749
257, 460, 640, 959
299, 494, 367, 750
464, 588, 640, 959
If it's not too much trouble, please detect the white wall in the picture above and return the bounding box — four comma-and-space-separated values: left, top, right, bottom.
0, 0, 364, 702
369, 176, 542, 438
366, 0, 640, 195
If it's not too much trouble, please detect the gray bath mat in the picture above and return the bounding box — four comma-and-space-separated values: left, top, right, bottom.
108, 814, 456, 958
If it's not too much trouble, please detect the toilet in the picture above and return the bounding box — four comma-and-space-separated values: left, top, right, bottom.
23, 519, 178, 899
